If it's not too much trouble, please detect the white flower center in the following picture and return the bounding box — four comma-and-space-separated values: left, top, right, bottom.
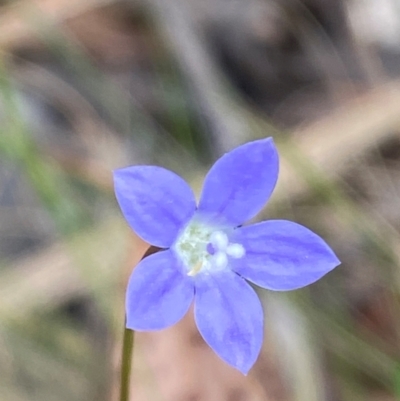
173, 219, 245, 276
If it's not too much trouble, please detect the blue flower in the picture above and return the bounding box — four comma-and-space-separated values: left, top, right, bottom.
113, 138, 340, 374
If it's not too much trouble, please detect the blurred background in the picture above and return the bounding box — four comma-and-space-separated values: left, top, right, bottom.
1, 0, 400, 400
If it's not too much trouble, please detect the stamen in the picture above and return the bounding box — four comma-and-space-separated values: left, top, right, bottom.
188, 260, 203, 276
226, 243, 245, 258
213, 251, 228, 269
210, 231, 228, 251
174, 220, 235, 276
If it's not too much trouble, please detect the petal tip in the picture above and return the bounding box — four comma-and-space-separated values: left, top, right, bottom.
247, 136, 277, 152
258, 135, 276, 145
112, 167, 124, 180
235, 360, 256, 375
113, 167, 127, 178
333, 255, 341, 267
325, 247, 341, 270
262, 136, 275, 144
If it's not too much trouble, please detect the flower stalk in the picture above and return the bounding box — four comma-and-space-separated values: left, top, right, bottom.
119, 326, 134, 401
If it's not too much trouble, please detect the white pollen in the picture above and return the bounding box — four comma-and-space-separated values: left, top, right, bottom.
213, 251, 228, 269
210, 231, 228, 251
226, 243, 245, 259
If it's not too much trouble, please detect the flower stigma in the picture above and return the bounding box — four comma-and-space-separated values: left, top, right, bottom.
173, 219, 245, 276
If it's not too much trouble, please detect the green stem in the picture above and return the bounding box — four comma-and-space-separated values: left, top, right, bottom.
119, 326, 134, 401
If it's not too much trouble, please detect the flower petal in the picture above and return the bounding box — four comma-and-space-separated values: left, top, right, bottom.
230, 220, 340, 291
114, 166, 196, 248
194, 270, 263, 374
126, 250, 194, 330
198, 138, 279, 227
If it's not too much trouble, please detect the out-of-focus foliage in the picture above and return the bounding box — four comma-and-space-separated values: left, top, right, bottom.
1, 0, 400, 400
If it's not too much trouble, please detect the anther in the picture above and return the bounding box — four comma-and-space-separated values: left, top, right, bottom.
226, 243, 245, 258
213, 251, 228, 269
210, 231, 228, 251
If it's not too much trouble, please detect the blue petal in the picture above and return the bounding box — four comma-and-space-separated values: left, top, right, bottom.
194, 270, 263, 374
230, 220, 340, 291
198, 138, 279, 227
126, 250, 194, 330
114, 166, 196, 248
